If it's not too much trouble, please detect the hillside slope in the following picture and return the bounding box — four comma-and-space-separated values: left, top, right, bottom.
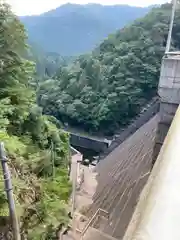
38, 3, 176, 135
21, 3, 152, 56
0, 3, 71, 239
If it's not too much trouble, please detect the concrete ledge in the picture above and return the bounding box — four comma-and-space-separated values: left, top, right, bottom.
159, 56, 180, 103
158, 87, 180, 104
155, 123, 170, 144
159, 102, 178, 125
160, 57, 180, 79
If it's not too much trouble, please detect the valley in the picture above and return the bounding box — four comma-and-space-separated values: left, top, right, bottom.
0, 1, 177, 239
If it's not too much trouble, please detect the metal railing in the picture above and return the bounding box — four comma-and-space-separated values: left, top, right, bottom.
123, 105, 180, 240
0, 142, 20, 240
80, 208, 109, 239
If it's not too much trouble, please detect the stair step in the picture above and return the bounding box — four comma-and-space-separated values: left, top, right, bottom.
68, 213, 89, 234
84, 227, 118, 240
93, 216, 108, 231
61, 233, 74, 240
103, 221, 115, 237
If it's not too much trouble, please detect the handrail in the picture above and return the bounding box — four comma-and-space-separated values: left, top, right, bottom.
80, 208, 109, 239
123, 105, 180, 240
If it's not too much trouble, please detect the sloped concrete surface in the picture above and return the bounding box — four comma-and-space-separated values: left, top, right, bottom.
86, 115, 159, 239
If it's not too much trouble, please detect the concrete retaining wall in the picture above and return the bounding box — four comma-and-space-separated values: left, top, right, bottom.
70, 134, 109, 152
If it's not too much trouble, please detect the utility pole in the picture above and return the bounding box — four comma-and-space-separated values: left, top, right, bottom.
165, 0, 177, 53
0, 142, 20, 240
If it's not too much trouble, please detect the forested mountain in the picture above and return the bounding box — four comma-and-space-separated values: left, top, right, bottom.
37, 3, 178, 135
21, 3, 153, 56
0, 3, 71, 239
26, 40, 73, 77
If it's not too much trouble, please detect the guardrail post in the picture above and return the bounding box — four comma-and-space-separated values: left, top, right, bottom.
0, 142, 20, 240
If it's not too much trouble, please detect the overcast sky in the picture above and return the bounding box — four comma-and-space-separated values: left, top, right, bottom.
7, 0, 169, 16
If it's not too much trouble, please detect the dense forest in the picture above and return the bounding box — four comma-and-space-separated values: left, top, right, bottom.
37, 3, 179, 135
26, 42, 74, 77
21, 3, 153, 56
0, 3, 71, 239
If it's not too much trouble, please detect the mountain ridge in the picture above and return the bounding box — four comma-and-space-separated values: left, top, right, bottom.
20, 3, 157, 17
21, 3, 155, 56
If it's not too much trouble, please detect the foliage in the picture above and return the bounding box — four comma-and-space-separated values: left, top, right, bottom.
25, 43, 74, 78
0, 2, 71, 239
38, 3, 178, 135
20, 3, 152, 56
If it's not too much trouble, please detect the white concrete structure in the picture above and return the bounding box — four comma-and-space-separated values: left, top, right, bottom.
153, 53, 180, 163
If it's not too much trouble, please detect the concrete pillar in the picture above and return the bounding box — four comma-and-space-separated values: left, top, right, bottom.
152, 53, 180, 166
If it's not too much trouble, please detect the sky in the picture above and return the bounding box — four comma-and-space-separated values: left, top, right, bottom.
7, 0, 169, 16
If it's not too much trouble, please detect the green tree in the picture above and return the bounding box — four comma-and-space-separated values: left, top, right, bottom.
38, 3, 179, 135
0, 2, 71, 239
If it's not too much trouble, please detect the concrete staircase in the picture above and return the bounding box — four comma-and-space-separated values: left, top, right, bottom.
61, 227, 117, 240
60, 209, 117, 240
61, 163, 120, 240
84, 227, 118, 240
